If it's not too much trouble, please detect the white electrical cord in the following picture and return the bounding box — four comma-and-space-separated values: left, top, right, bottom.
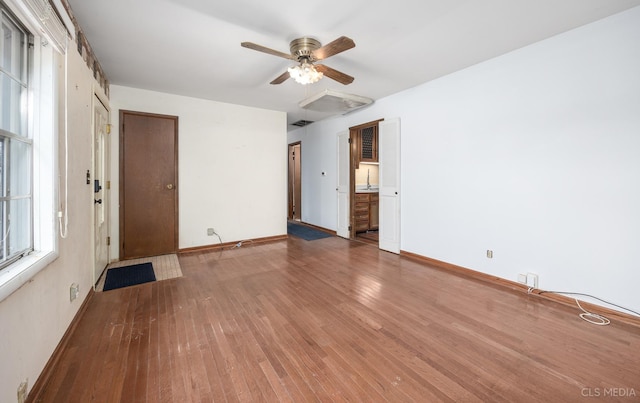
58, 38, 69, 239
538, 290, 640, 326
209, 230, 255, 262
575, 298, 610, 326
211, 230, 222, 245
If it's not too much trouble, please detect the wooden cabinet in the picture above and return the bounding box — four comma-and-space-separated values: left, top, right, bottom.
354, 192, 379, 233
350, 120, 381, 167
369, 193, 379, 230
359, 125, 378, 163
354, 193, 370, 232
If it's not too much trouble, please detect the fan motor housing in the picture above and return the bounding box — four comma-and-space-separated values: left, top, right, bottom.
290, 37, 321, 61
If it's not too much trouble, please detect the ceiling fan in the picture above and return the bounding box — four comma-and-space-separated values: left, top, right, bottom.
241, 36, 355, 85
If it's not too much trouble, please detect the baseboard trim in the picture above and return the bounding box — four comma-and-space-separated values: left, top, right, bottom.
178, 234, 288, 255
27, 289, 95, 402
400, 250, 640, 328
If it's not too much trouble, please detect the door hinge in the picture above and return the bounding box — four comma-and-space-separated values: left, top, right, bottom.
348, 138, 352, 144
107, 236, 111, 246
106, 124, 112, 134
106, 180, 111, 190
348, 225, 352, 231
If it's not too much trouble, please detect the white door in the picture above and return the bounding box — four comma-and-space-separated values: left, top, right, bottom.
336, 130, 350, 238
93, 96, 110, 284
379, 118, 401, 253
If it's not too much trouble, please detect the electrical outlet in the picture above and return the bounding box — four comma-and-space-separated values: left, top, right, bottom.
17, 379, 28, 403
517, 273, 527, 284
70, 283, 79, 302
486, 250, 493, 258
207, 228, 215, 236
526, 272, 539, 288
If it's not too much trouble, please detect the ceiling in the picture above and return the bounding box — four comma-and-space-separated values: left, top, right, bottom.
66, 0, 640, 129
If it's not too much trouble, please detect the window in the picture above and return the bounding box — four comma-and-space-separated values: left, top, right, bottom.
0, 3, 32, 269
0, 0, 63, 301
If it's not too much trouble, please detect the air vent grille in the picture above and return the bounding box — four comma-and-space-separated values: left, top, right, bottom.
299, 90, 373, 114
291, 120, 314, 127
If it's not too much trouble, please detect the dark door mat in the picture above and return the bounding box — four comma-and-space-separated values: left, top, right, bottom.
103, 262, 156, 291
287, 222, 333, 241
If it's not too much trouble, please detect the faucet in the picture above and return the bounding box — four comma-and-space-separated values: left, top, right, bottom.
366, 169, 371, 190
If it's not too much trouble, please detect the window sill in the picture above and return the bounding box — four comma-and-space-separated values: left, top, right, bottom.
0, 250, 58, 303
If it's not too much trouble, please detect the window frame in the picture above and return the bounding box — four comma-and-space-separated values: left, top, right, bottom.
1, 5, 34, 269
0, 0, 60, 302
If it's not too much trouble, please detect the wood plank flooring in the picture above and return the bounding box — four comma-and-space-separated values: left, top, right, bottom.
96, 253, 183, 292
356, 230, 379, 244
31, 236, 640, 402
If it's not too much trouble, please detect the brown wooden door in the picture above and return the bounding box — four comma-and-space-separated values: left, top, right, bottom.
288, 143, 301, 220
120, 110, 178, 259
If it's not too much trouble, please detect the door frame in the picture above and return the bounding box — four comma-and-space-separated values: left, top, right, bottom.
288, 142, 302, 221
119, 110, 179, 259
348, 119, 383, 239
92, 92, 111, 286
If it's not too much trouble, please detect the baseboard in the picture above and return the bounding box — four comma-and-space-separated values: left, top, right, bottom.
179, 234, 288, 255
400, 250, 640, 328
27, 289, 95, 402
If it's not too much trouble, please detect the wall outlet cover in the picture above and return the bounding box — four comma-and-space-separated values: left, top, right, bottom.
17, 379, 28, 403
70, 283, 79, 302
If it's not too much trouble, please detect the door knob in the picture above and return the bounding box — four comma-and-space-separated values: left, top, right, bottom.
166, 184, 174, 190
94, 199, 102, 204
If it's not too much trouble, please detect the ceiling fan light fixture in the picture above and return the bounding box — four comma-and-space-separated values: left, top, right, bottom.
288, 61, 323, 85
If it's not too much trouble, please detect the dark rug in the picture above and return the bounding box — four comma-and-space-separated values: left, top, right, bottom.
103, 262, 156, 291
287, 222, 333, 241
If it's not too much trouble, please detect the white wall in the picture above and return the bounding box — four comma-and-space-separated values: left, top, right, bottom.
0, 48, 102, 401
288, 6, 640, 314
108, 86, 287, 255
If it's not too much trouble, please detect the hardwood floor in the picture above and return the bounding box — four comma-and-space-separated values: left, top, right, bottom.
356, 230, 378, 245
31, 236, 640, 402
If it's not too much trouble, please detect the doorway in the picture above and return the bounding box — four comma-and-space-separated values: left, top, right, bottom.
288, 142, 301, 221
93, 95, 110, 285
119, 110, 179, 259
336, 118, 401, 254
350, 120, 382, 245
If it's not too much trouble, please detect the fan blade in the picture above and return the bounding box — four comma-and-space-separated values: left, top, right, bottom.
313, 36, 355, 60
315, 64, 354, 85
241, 42, 294, 60
270, 71, 290, 85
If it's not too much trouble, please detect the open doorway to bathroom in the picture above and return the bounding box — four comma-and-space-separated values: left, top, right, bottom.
288, 142, 302, 221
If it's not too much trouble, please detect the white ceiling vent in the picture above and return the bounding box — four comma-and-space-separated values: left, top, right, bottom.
299, 90, 373, 115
